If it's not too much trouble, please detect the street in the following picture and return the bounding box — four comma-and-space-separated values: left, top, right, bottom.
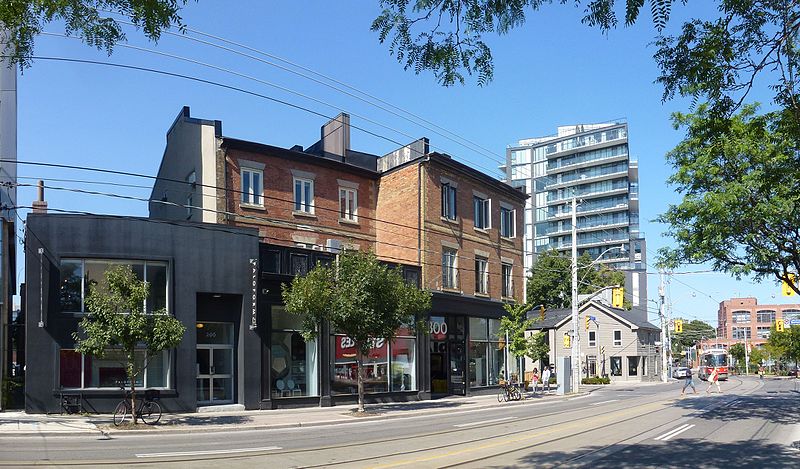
2, 376, 798, 468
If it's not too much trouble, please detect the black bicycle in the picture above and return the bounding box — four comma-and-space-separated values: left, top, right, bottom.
497, 381, 522, 402
113, 388, 162, 425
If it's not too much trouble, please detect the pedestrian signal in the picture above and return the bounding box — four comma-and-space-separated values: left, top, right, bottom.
776, 319, 785, 333
675, 319, 683, 334
612, 287, 624, 308
563, 333, 571, 348
782, 274, 796, 296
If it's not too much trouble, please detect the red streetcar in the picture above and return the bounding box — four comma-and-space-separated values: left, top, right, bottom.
699, 349, 729, 381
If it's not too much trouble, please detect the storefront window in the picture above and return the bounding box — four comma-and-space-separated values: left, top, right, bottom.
271, 306, 318, 397
59, 348, 170, 389
332, 336, 388, 394
627, 356, 639, 376
469, 317, 504, 387
391, 338, 416, 391
469, 340, 488, 387
610, 356, 622, 376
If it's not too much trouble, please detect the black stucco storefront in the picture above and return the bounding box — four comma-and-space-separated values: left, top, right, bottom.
24, 215, 260, 413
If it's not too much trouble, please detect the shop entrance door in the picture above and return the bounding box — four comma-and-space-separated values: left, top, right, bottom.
196, 322, 234, 404
448, 340, 466, 395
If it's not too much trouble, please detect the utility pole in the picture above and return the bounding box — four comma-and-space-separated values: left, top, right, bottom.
571, 195, 580, 393
665, 273, 673, 379
659, 271, 668, 382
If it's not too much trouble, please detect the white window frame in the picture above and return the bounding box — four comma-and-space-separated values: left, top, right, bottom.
500, 206, 516, 238
294, 177, 315, 214
613, 330, 622, 347
501, 263, 513, 298
588, 330, 597, 347
339, 187, 358, 222
241, 167, 264, 207
442, 248, 458, 290
473, 195, 490, 230
442, 183, 457, 220
474, 257, 488, 295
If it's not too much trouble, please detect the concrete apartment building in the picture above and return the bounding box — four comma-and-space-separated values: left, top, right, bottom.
503, 122, 647, 314
699, 297, 800, 350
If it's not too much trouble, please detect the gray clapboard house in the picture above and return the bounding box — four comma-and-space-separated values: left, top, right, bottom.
526, 300, 661, 382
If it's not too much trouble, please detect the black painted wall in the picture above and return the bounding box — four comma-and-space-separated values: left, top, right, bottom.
24, 214, 260, 413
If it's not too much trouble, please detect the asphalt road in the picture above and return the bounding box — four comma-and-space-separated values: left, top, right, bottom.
2, 377, 798, 468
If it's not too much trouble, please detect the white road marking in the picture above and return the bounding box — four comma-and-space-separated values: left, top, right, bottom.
590, 399, 620, 406
654, 424, 691, 441
454, 416, 515, 427
661, 424, 695, 441
135, 446, 282, 458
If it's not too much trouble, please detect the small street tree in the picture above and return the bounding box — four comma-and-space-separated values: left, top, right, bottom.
729, 343, 746, 372
74, 265, 185, 424
498, 303, 550, 383
282, 250, 431, 413
767, 325, 800, 370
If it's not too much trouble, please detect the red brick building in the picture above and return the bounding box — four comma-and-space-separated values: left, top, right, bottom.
150, 107, 527, 406
699, 297, 800, 350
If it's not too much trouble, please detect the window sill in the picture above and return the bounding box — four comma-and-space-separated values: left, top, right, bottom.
474, 227, 490, 235
500, 236, 516, 242
339, 218, 360, 226
292, 211, 317, 219
240, 203, 265, 210
440, 216, 459, 226
501, 296, 516, 302
474, 292, 490, 299
440, 287, 462, 294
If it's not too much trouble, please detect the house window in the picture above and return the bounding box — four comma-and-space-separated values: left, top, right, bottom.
474, 257, 488, 295
588, 330, 597, 347
290, 253, 309, 276
628, 356, 639, 376
501, 263, 513, 298
441, 183, 457, 220
473, 196, 490, 229
500, 207, 515, 238
613, 330, 622, 346
241, 168, 263, 206
610, 356, 622, 376
442, 248, 458, 289
294, 178, 314, 213
339, 188, 357, 221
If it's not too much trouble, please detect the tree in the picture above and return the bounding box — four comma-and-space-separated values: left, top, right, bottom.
671, 319, 715, 356
74, 265, 185, 424
371, 0, 679, 86
526, 249, 627, 309
526, 329, 550, 365
656, 105, 800, 292
768, 325, 800, 369
729, 342, 746, 371
749, 346, 766, 370
0, 0, 192, 70
281, 250, 431, 413
498, 302, 534, 372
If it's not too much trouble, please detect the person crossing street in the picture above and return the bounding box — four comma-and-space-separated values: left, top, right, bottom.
680, 368, 697, 397
706, 366, 722, 393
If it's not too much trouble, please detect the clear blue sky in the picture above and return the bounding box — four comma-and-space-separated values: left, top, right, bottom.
14, 1, 795, 324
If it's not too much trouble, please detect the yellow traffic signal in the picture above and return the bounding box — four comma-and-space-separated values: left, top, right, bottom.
563, 333, 571, 348
675, 319, 683, 334
612, 287, 624, 308
776, 319, 785, 333
585, 315, 591, 330
782, 274, 796, 296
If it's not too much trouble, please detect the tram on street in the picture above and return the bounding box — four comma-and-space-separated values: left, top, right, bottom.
698, 348, 729, 381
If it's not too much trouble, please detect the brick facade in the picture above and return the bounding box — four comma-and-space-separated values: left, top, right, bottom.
699, 297, 800, 350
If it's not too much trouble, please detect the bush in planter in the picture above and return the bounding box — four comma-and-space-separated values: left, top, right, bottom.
582, 376, 611, 385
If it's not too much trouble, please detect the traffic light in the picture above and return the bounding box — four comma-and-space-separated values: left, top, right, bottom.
675, 319, 683, 334
540, 305, 546, 320
782, 274, 796, 296
563, 333, 571, 348
777, 319, 785, 333
585, 315, 591, 330
612, 287, 624, 308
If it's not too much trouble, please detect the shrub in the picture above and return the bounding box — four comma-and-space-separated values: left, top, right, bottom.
582, 376, 611, 385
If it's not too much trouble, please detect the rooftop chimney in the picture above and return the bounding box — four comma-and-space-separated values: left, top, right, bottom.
321, 113, 350, 158
32, 180, 47, 214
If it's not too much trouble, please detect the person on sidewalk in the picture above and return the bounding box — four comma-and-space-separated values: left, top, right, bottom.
542, 366, 552, 392
759, 365, 765, 381
531, 368, 539, 395
706, 366, 722, 394
680, 368, 697, 397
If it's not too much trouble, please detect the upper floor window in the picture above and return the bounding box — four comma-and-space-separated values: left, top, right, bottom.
442, 248, 458, 289
588, 330, 597, 347
732, 311, 751, 323
241, 168, 263, 206
613, 330, 622, 346
474, 257, 488, 295
756, 310, 776, 323
59, 259, 168, 314
500, 206, 515, 238
473, 196, 490, 229
294, 178, 314, 213
339, 187, 357, 222
441, 183, 457, 220
501, 263, 513, 298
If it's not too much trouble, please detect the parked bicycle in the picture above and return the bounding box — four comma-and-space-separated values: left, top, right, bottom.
113, 388, 162, 425
497, 380, 522, 402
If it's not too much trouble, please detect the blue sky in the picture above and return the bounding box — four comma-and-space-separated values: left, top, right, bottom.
14, 1, 796, 323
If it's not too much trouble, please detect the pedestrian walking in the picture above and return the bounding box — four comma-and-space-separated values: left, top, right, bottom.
706, 366, 721, 393
680, 368, 697, 396
542, 366, 552, 392
531, 368, 539, 395
758, 365, 765, 381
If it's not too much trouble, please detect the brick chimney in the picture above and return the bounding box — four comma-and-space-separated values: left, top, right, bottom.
32, 180, 47, 214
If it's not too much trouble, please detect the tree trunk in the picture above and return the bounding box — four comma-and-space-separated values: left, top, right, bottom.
357, 354, 365, 413
128, 353, 137, 425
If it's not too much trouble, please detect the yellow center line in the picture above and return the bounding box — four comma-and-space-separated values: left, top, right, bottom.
369, 400, 666, 469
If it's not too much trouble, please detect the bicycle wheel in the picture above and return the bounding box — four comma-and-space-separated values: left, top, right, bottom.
139, 401, 162, 425
113, 401, 129, 426
497, 388, 506, 403
511, 386, 522, 401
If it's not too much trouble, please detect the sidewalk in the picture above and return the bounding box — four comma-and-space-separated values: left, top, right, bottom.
0, 390, 575, 437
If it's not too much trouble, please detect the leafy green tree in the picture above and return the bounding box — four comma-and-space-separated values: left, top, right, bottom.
671, 319, 716, 356
371, 0, 678, 86
729, 342, 746, 372
74, 265, 185, 424
498, 302, 534, 369
768, 325, 800, 369
0, 0, 192, 70
526, 330, 550, 365
526, 249, 627, 309
282, 250, 431, 412
656, 105, 800, 292
749, 346, 766, 370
